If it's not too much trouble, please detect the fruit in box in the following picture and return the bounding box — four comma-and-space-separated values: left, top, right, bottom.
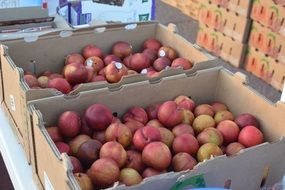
197, 128, 223, 146
133, 126, 161, 151
65, 53, 85, 65
142, 168, 166, 178
226, 142, 245, 156
123, 106, 148, 125
172, 134, 199, 155
194, 104, 214, 117
105, 123, 132, 148
158, 101, 183, 128
217, 120, 240, 145
112, 41, 133, 59
171, 58, 193, 70
172, 124, 194, 137
172, 152, 197, 172
119, 168, 143, 186
158, 46, 178, 61
77, 140, 102, 168
238, 126, 264, 148
192, 115, 216, 134
74, 173, 94, 190
82, 44, 104, 59
142, 38, 162, 51
214, 110, 234, 124
197, 143, 223, 162
125, 150, 144, 173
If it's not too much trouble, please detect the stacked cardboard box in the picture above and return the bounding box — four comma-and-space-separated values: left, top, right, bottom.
245, 0, 285, 91
196, 0, 252, 68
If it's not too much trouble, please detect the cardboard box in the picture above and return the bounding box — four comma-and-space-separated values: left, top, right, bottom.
161, 0, 177, 8
196, 24, 247, 67
28, 67, 285, 190
58, 0, 155, 26
251, 0, 285, 37
245, 47, 285, 91
176, 0, 200, 20
0, 21, 214, 164
249, 21, 285, 63
209, 0, 253, 18
198, 0, 251, 43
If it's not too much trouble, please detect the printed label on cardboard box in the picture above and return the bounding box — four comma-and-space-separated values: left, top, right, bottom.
9, 95, 16, 111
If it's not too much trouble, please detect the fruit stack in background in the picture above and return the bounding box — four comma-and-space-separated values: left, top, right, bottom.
196, 0, 252, 67
245, 0, 285, 91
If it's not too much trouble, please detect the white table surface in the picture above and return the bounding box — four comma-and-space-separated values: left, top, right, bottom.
0, 107, 38, 190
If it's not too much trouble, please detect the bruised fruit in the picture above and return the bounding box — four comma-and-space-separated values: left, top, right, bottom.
214, 110, 234, 124
171, 58, 193, 70
123, 106, 148, 125
77, 139, 102, 168
88, 158, 120, 188
63, 63, 89, 85
174, 95, 196, 111
143, 38, 162, 50
65, 53, 85, 65
197, 128, 223, 146
133, 126, 161, 150
74, 173, 94, 190
192, 115, 216, 134
105, 123, 132, 148
70, 156, 83, 173
172, 152, 197, 172
82, 44, 104, 59
235, 113, 260, 129
153, 57, 171, 71
226, 142, 245, 156
119, 168, 143, 186
126, 150, 144, 173
158, 101, 183, 129
238, 125, 263, 147
99, 141, 127, 168
24, 74, 39, 88
46, 126, 63, 142
197, 143, 223, 162
105, 62, 128, 83
69, 134, 91, 155
158, 46, 177, 61
217, 120, 240, 145
172, 134, 199, 155
55, 142, 72, 155
194, 104, 214, 117
48, 78, 72, 94
112, 41, 132, 59
142, 142, 172, 170
58, 111, 81, 138
142, 168, 166, 178
172, 124, 194, 137
84, 104, 113, 131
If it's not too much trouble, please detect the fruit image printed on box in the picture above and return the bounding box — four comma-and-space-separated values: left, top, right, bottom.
210, 0, 252, 17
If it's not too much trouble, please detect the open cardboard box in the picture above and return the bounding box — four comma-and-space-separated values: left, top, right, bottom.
198, 0, 252, 43
28, 67, 285, 190
196, 24, 247, 68
0, 21, 214, 165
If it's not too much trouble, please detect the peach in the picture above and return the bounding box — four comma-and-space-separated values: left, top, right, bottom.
214, 110, 234, 124
142, 168, 166, 178
172, 152, 197, 172
238, 126, 263, 148
91, 75, 106, 82
172, 134, 199, 155
211, 102, 228, 113
123, 55, 132, 68
105, 62, 128, 83
217, 120, 240, 145
194, 104, 214, 117
126, 150, 144, 173
142, 48, 158, 63
174, 95, 196, 111
157, 127, 174, 147
48, 73, 63, 80
146, 103, 161, 120
46, 126, 63, 142
92, 131, 106, 144
37, 76, 49, 88
197, 143, 223, 162
69, 134, 91, 155
70, 156, 83, 173
48, 78, 71, 94
158, 101, 183, 129
100, 141, 127, 168
112, 41, 132, 59
142, 38, 162, 50
77, 139, 102, 168
58, 111, 81, 138
103, 54, 122, 65
105, 123, 132, 148
124, 119, 144, 134
119, 168, 142, 186
65, 53, 85, 65
63, 62, 89, 85
133, 126, 161, 151
146, 119, 164, 128
158, 46, 178, 61
171, 58, 193, 70
153, 57, 171, 71
80, 119, 93, 136
123, 106, 148, 125
172, 124, 194, 137
74, 173, 94, 190
197, 128, 223, 146
129, 53, 151, 72
55, 142, 72, 155
24, 74, 39, 88
142, 142, 172, 170
84, 104, 113, 131
192, 115, 216, 134
88, 158, 120, 188
181, 109, 195, 125
234, 113, 260, 129
226, 142, 245, 156
84, 56, 104, 74
85, 66, 94, 82
82, 44, 104, 59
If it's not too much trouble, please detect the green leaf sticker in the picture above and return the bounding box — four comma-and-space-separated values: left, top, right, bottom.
170, 174, 206, 190
261, 58, 270, 71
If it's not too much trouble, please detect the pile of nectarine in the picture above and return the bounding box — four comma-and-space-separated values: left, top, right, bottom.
46, 95, 264, 189
24, 39, 193, 94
